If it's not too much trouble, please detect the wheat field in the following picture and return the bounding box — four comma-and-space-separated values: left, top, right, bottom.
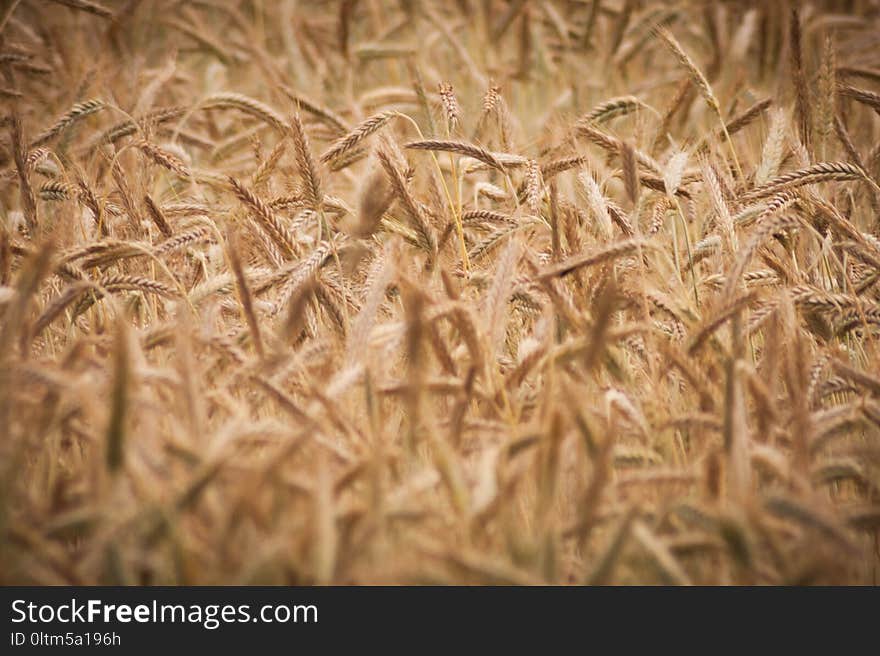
1, 0, 879, 585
